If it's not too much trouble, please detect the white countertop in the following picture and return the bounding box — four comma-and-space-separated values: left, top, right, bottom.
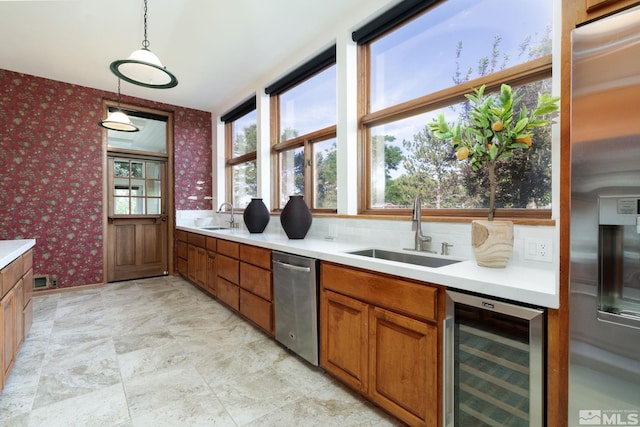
177, 226, 558, 308
0, 239, 36, 270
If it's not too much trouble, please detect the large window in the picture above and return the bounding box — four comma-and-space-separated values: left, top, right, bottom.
223, 98, 257, 209
268, 47, 337, 211
358, 0, 554, 218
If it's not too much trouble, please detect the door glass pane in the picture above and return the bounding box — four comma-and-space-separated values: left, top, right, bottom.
147, 180, 161, 197
146, 162, 161, 179
313, 138, 337, 209
114, 161, 130, 177
131, 197, 145, 214
279, 147, 304, 209
114, 197, 130, 214
130, 179, 145, 197
131, 162, 144, 178
147, 198, 160, 214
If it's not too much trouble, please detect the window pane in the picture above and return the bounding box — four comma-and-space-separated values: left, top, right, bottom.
232, 160, 257, 209
369, 80, 553, 210
108, 116, 167, 154
369, 0, 552, 111
279, 147, 304, 209
313, 138, 337, 209
232, 110, 257, 157
279, 65, 336, 140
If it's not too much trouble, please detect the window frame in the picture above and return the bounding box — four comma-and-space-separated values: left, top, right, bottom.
223, 98, 257, 209
269, 60, 338, 213
357, 3, 554, 222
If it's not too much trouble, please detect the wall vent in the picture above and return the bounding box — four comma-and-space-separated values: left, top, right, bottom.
33, 274, 53, 290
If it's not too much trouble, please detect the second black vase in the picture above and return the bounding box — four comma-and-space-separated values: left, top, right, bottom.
243, 198, 270, 233
280, 195, 312, 239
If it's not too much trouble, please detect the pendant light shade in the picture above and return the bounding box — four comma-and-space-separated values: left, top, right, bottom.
99, 79, 139, 132
110, 0, 178, 89
99, 110, 139, 132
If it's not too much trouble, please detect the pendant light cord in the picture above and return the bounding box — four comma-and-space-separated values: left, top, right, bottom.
142, 0, 150, 50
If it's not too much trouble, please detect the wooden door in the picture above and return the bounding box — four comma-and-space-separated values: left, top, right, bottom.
107, 157, 168, 282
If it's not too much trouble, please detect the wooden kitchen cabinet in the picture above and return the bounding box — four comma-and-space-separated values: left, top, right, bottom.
1, 247, 33, 393
576, 0, 640, 23
320, 262, 441, 427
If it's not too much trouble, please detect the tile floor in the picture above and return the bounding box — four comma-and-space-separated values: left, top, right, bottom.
0, 276, 402, 427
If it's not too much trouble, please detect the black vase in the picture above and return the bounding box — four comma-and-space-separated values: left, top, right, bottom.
243, 198, 270, 233
280, 195, 312, 239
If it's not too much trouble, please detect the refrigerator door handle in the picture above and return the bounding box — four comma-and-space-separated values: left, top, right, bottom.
442, 316, 453, 427
598, 310, 640, 330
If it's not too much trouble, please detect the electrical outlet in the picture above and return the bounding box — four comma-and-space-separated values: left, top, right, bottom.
523, 237, 553, 262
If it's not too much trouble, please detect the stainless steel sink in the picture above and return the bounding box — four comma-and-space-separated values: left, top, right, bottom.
347, 248, 461, 268
200, 226, 230, 230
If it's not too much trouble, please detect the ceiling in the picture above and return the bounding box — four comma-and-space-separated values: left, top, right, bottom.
0, 0, 398, 115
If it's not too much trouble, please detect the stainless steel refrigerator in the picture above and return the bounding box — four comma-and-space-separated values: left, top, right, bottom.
570, 5, 640, 427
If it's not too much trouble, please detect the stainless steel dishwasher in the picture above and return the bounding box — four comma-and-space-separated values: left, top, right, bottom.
272, 251, 319, 366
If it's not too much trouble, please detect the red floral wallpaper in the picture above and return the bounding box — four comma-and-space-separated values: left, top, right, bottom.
0, 69, 212, 288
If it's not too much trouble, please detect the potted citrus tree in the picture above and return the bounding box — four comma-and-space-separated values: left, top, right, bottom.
429, 84, 559, 267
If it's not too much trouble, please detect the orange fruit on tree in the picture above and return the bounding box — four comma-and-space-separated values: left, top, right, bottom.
456, 146, 469, 160
491, 121, 504, 132
516, 135, 532, 147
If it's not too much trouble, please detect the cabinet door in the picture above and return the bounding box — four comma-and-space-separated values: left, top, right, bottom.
369, 307, 438, 427
206, 251, 216, 296
217, 277, 239, 311
320, 290, 369, 393
217, 254, 239, 284
187, 244, 197, 283
14, 279, 24, 350
2, 289, 15, 380
195, 247, 207, 288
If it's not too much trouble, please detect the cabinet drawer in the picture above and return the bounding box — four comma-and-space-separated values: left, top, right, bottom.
176, 230, 188, 242
176, 241, 188, 260
321, 262, 438, 322
240, 289, 272, 334
22, 250, 33, 275
206, 237, 217, 252
217, 254, 239, 284
187, 232, 207, 248
217, 239, 239, 258
239, 262, 271, 300
217, 278, 239, 311
240, 245, 271, 269
2, 257, 23, 298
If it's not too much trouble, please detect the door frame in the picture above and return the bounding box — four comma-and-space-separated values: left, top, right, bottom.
101, 100, 175, 283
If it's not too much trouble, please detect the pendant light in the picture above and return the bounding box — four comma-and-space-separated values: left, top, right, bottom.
110, 0, 178, 89
99, 79, 139, 132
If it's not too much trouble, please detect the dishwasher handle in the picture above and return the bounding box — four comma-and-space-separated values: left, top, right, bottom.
273, 259, 311, 273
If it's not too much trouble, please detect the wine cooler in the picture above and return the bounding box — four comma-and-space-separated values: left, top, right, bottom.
444, 290, 545, 426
